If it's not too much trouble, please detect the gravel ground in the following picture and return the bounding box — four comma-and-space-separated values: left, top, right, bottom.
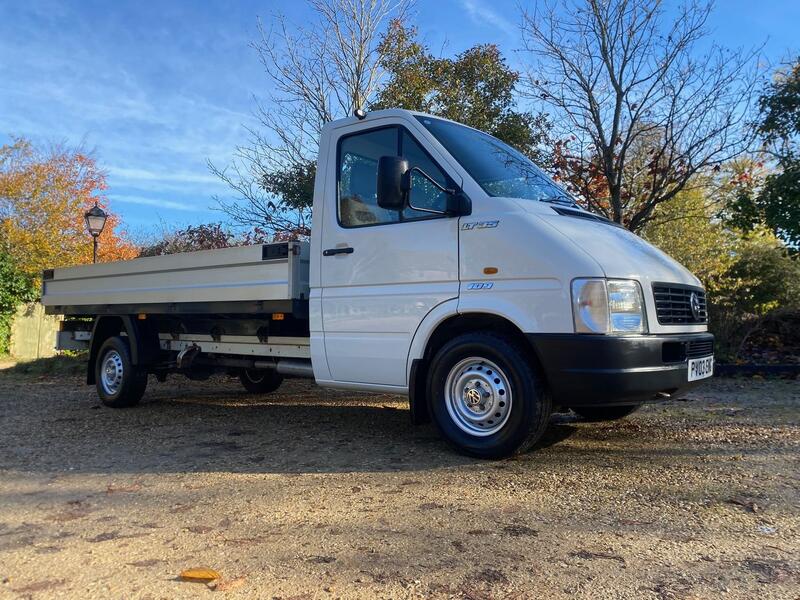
0, 364, 798, 599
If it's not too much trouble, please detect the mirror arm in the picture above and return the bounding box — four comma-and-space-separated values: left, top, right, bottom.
406, 196, 469, 217
404, 204, 448, 216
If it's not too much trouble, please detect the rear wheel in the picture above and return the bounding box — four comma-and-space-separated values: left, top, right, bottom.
239, 369, 283, 394
572, 404, 641, 422
95, 336, 148, 408
427, 332, 551, 459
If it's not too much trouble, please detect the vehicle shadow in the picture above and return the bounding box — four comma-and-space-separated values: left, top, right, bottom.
10, 371, 780, 480
0, 372, 590, 477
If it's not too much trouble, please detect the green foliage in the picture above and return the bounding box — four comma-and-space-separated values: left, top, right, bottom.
372, 21, 551, 163
711, 230, 800, 360
725, 162, 800, 250
726, 229, 800, 314
728, 160, 800, 249
261, 159, 317, 211
726, 58, 800, 246
0, 251, 37, 354
758, 58, 800, 149
644, 190, 800, 359
755, 166, 800, 248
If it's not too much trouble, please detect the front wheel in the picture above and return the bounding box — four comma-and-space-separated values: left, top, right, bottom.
95, 336, 148, 408
427, 332, 551, 459
572, 404, 641, 422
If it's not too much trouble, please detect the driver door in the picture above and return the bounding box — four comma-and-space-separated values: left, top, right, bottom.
319, 123, 461, 387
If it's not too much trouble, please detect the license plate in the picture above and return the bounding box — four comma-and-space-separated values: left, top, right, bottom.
688, 356, 714, 381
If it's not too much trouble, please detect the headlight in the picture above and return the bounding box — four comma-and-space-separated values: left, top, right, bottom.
571, 278, 646, 334
607, 280, 645, 333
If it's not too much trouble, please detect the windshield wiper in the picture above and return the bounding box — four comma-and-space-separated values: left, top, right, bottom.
540, 195, 579, 207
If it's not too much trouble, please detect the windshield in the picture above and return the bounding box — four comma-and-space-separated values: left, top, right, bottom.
416, 115, 574, 204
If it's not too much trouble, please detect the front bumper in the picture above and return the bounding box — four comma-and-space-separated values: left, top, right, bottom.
527, 332, 714, 407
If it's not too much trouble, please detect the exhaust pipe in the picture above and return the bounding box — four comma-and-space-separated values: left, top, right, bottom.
253, 358, 314, 379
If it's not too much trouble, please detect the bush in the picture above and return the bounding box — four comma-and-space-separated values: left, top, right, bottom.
643, 192, 800, 361
138, 223, 271, 257
0, 251, 37, 354
712, 231, 800, 359
736, 309, 800, 365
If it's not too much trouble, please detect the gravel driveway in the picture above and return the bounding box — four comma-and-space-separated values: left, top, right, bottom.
0, 365, 797, 599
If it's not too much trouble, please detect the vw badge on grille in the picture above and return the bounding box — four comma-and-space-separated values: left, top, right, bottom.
690, 292, 701, 321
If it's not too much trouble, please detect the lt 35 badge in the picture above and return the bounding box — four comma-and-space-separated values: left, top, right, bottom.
462, 220, 499, 230
466, 282, 494, 290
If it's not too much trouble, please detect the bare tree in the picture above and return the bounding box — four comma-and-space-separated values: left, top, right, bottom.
211, 0, 410, 237
520, 0, 761, 231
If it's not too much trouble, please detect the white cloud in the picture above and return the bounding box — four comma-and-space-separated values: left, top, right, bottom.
109, 194, 199, 212
460, 0, 517, 38
107, 166, 222, 186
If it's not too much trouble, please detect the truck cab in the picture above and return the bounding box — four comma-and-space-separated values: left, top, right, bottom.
44, 109, 714, 459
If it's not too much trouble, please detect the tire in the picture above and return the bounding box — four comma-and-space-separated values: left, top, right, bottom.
572, 404, 641, 422
239, 369, 283, 394
95, 336, 148, 408
427, 332, 552, 459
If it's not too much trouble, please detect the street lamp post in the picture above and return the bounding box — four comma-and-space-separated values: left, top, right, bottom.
84, 202, 108, 264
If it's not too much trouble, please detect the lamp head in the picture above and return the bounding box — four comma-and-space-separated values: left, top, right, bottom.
84, 202, 107, 237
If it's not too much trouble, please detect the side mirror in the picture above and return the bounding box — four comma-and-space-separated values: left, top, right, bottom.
377, 156, 409, 211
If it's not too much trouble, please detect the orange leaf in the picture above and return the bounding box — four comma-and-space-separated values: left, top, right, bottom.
179, 568, 221, 583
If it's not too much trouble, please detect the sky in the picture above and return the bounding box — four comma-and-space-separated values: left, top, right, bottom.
1, 0, 798, 240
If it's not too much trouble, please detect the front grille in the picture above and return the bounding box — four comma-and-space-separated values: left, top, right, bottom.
653, 284, 708, 325
686, 338, 714, 358
662, 338, 714, 363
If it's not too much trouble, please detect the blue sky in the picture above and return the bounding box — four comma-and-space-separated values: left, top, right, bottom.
1, 0, 798, 240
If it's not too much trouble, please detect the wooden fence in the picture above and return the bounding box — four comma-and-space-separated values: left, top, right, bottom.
9, 303, 62, 361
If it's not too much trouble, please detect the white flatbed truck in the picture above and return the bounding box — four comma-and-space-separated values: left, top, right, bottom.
44, 109, 714, 458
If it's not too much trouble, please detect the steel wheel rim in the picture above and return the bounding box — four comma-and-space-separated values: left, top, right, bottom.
244, 369, 265, 383
100, 350, 124, 396
444, 357, 512, 436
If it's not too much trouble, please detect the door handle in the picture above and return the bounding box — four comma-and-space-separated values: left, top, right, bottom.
322, 246, 354, 257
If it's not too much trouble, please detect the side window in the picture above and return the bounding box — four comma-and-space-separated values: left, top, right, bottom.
338, 127, 399, 227
401, 130, 450, 218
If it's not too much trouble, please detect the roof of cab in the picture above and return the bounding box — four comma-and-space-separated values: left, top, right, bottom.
322, 108, 477, 133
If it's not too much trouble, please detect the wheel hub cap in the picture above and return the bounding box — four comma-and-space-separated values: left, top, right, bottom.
445, 357, 512, 436
100, 350, 124, 395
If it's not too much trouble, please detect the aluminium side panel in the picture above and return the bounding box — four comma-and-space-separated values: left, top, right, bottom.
42, 243, 311, 310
